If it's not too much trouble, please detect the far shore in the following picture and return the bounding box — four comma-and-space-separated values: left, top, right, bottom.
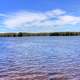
0, 32, 80, 37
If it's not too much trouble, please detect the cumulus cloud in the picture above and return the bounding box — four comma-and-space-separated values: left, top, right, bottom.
46, 9, 66, 17
3, 12, 47, 28
58, 15, 80, 25
1, 9, 80, 31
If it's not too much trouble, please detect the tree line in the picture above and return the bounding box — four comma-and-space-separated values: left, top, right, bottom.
0, 32, 80, 37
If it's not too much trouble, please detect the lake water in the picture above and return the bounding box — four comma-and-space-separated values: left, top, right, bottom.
0, 36, 80, 79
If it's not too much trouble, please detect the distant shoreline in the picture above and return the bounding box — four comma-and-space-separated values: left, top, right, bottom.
0, 32, 80, 37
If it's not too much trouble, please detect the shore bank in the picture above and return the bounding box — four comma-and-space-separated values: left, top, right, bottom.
0, 32, 80, 37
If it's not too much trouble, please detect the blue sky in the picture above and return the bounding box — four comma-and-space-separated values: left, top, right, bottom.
0, 0, 80, 32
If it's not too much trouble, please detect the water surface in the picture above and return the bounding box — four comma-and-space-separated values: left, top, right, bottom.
0, 36, 80, 79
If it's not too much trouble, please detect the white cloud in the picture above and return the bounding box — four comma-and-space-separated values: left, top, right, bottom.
58, 15, 80, 25
46, 9, 66, 17
3, 12, 47, 28
1, 9, 80, 31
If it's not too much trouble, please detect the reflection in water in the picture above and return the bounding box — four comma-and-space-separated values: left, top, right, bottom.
0, 36, 80, 79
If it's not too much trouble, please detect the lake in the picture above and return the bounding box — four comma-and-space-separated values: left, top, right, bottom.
0, 36, 80, 79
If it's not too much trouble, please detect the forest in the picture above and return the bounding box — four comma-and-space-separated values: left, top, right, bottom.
0, 32, 80, 37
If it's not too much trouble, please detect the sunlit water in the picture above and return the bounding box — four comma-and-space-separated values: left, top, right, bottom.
0, 36, 80, 79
